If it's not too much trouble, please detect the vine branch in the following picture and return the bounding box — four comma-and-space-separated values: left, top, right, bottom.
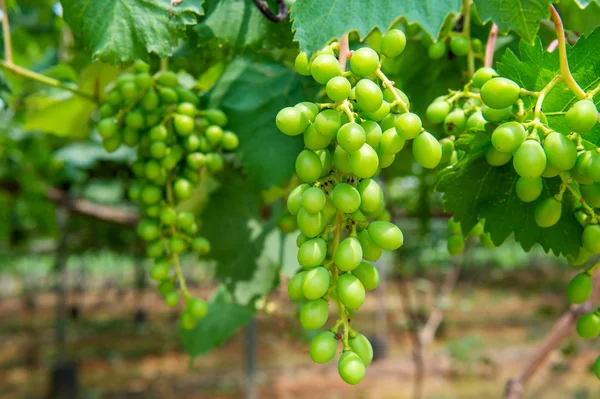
251, 0, 288, 23
484, 23, 498, 68
1, 0, 12, 64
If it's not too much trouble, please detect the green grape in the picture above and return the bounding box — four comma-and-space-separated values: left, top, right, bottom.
174, 114, 194, 136
177, 211, 195, 230
543, 132, 577, 171
122, 128, 139, 147
375, 209, 391, 222
98, 118, 117, 139
480, 232, 496, 248
358, 229, 382, 262
303, 124, 329, 154
294, 102, 319, 123
288, 272, 307, 301
102, 134, 122, 152
338, 351, 366, 385
146, 240, 164, 258
352, 262, 380, 290
450, 36, 469, 56
150, 141, 166, 159
534, 198, 562, 228
382, 87, 410, 107
297, 209, 326, 238
362, 101, 390, 122
174, 178, 193, 200
566, 99, 598, 133
144, 160, 163, 181
379, 128, 406, 155
158, 280, 175, 297
296, 234, 308, 248
334, 237, 363, 271
295, 52, 312, 76
472, 38, 483, 52
99, 104, 115, 118
428, 42, 446, 60
145, 205, 161, 218
485, 147, 512, 166
481, 105, 512, 123
380, 29, 407, 58
301, 187, 327, 213
351, 47, 380, 77
121, 82, 138, 103
278, 213, 297, 233
568, 247, 591, 266
296, 150, 323, 183
426, 101, 450, 124
298, 238, 327, 268
141, 184, 162, 205
106, 90, 122, 106
379, 113, 399, 131
150, 125, 168, 141
169, 237, 187, 254
299, 299, 329, 330
589, 152, 600, 182
368, 221, 403, 250
337, 123, 366, 152
310, 331, 338, 364
481, 77, 520, 109
333, 146, 352, 175
447, 235, 465, 256
205, 125, 223, 146
467, 111, 486, 131
156, 71, 178, 88
137, 218, 160, 241
566, 273, 593, 304
206, 153, 224, 173
443, 109, 466, 135
337, 273, 365, 310
164, 291, 179, 307
311, 54, 341, 84
378, 152, 395, 168
332, 183, 361, 213
516, 176, 543, 203
413, 132, 442, 169
302, 267, 331, 300
314, 110, 341, 137
513, 141, 547, 178
200, 109, 226, 126
582, 225, 600, 254
276, 107, 309, 136
135, 72, 153, 90
357, 179, 384, 214
187, 298, 208, 319
349, 333, 373, 366
449, 218, 463, 235
151, 260, 170, 281
160, 207, 177, 225
395, 112, 422, 139
158, 87, 178, 104
577, 312, 600, 339
348, 144, 379, 178
472, 67, 498, 89
491, 122, 526, 153
187, 152, 206, 170
191, 237, 211, 255
440, 138, 454, 164
582, 183, 600, 207
363, 120, 383, 148
288, 184, 310, 215
355, 79, 383, 112
222, 131, 239, 151
180, 311, 196, 330
317, 148, 333, 176
469, 220, 485, 237
572, 151, 595, 185
139, 90, 159, 111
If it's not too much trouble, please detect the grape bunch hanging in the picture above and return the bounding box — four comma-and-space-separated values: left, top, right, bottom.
276, 30, 444, 385
95, 60, 239, 330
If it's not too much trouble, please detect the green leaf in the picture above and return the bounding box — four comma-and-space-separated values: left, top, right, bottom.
291, 0, 461, 55
196, 0, 293, 51
181, 286, 254, 358
0, 70, 12, 93
473, 0, 552, 44
436, 130, 583, 257
61, 0, 204, 64
574, 0, 598, 8
496, 31, 600, 147
208, 55, 320, 189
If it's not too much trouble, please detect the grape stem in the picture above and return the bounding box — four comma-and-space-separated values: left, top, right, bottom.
549, 5, 586, 100
462, 0, 475, 77
484, 23, 498, 68
534, 74, 561, 120
338, 100, 355, 122
559, 172, 597, 221
1, 0, 12, 64
166, 181, 192, 300
375, 68, 409, 113
331, 208, 351, 350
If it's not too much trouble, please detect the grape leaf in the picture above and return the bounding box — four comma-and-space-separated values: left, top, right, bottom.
291, 0, 461, 55
195, 0, 293, 51
496, 30, 600, 147
473, 0, 552, 44
436, 130, 583, 257
207, 55, 320, 189
60, 0, 204, 64
181, 286, 254, 358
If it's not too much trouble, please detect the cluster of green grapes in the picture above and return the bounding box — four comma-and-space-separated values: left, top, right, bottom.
427, 67, 600, 262
428, 32, 481, 60
275, 29, 443, 385
446, 217, 493, 255
95, 60, 239, 330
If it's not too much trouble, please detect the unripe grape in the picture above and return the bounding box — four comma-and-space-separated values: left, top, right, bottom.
222, 131, 239, 151
174, 178, 193, 200
333, 146, 352, 174
481, 77, 520, 109
469, 220, 485, 237
99, 103, 116, 118
443, 109, 466, 135
298, 238, 327, 268
582, 183, 600, 208
516, 176, 543, 203
294, 102, 319, 123
295, 150, 323, 183
381, 29, 407, 58
205, 125, 224, 146
513, 140, 547, 178
426, 101, 450, 124
566, 99, 597, 133
158, 87, 178, 104
491, 122, 526, 153
349, 144, 379, 178
363, 120, 383, 148
338, 351, 366, 385
288, 272, 307, 301
180, 311, 196, 330
337, 273, 365, 310
314, 109, 341, 137
106, 90, 122, 106
174, 114, 194, 136
151, 260, 170, 281
297, 209, 325, 237
440, 138, 454, 164
332, 183, 361, 214
362, 101, 390, 122
164, 291, 179, 307
317, 148, 333, 176
379, 128, 405, 155
447, 235, 465, 256
310, 331, 338, 364
141, 184, 163, 205
355, 79, 383, 112
572, 151, 595, 185
589, 151, 600, 182
121, 81, 138, 103
276, 107, 309, 136
485, 147, 512, 166
450, 36, 469, 56
301, 187, 327, 213
299, 299, 329, 330
413, 132, 442, 169
302, 266, 331, 300
466, 111, 486, 131
288, 184, 310, 215
191, 237, 211, 255
169, 237, 187, 254
137, 218, 160, 241
378, 151, 395, 168
395, 112, 422, 139
334, 237, 363, 271
337, 123, 366, 152
428, 42, 446, 60
295, 52, 311, 76
368, 221, 403, 250
349, 333, 373, 366
358, 229, 383, 261
576, 312, 600, 339
568, 248, 592, 266
98, 118, 118, 139
311, 54, 341, 84
357, 179, 384, 214
351, 47, 380, 77
481, 105, 512, 122
582, 225, 600, 254
534, 198, 562, 228
566, 273, 593, 304
543, 132, 577, 171
379, 113, 399, 131
352, 262, 380, 290
472, 67, 498, 89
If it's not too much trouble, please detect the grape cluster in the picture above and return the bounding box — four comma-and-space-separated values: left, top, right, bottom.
95, 60, 239, 329
276, 30, 441, 385
428, 67, 600, 262
428, 33, 482, 60
446, 217, 491, 255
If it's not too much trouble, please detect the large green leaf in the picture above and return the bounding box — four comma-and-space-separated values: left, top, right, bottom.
181, 286, 254, 358
208, 56, 319, 189
474, 0, 552, 44
196, 0, 293, 51
61, 0, 204, 64
291, 0, 461, 55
